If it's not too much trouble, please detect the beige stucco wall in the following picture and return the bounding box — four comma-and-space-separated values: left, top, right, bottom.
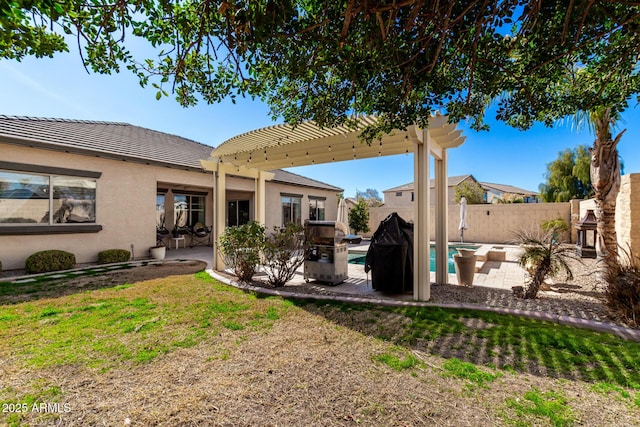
615, 174, 640, 256
1, 143, 213, 270
367, 202, 571, 243
578, 173, 640, 258
263, 181, 339, 231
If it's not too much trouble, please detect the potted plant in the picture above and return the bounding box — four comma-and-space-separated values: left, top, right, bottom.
149, 245, 166, 260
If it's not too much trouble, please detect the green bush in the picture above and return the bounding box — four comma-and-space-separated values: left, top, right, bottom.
218, 221, 265, 283
25, 250, 76, 274
98, 249, 131, 264
263, 224, 305, 287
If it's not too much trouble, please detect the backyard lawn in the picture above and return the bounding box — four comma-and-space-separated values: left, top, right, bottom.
1, 268, 639, 426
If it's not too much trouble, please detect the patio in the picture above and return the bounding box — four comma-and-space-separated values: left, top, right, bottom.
167, 242, 526, 298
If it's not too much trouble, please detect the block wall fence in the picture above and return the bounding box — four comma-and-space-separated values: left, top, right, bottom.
365, 173, 639, 255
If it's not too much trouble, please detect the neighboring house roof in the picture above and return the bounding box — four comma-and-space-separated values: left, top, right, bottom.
0, 115, 213, 171
480, 182, 539, 196
271, 169, 343, 192
384, 175, 476, 192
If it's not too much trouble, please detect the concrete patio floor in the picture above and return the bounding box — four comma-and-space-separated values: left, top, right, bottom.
165, 242, 527, 300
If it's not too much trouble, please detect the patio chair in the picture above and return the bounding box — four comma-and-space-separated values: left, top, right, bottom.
156, 226, 170, 247
191, 222, 212, 247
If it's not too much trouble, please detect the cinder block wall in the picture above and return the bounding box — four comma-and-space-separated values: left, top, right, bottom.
367, 202, 571, 243
616, 174, 640, 256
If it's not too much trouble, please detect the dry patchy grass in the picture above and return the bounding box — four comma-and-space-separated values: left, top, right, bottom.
1, 265, 639, 426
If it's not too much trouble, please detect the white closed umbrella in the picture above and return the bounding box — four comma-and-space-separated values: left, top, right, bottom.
459, 196, 468, 243
337, 198, 350, 235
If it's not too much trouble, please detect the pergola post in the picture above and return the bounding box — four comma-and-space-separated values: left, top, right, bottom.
214, 165, 227, 270
255, 171, 268, 225
434, 149, 449, 285
413, 130, 431, 301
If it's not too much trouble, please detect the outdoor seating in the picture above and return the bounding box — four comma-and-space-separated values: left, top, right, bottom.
156, 226, 170, 247
190, 223, 212, 247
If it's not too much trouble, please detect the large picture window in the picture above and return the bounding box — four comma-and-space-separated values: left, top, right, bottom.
0, 170, 96, 225
174, 193, 206, 226
281, 194, 302, 226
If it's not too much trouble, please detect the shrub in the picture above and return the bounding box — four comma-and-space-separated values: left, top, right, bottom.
262, 223, 305, 287
218, 221, 265, 283
25, 250, 76, 274
605, 246, 640, 328
348, 198, 370, 235
513, 226, 576, 299
98, 249, 131, 264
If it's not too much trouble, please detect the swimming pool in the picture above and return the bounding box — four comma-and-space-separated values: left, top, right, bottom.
347, 245, 479, 274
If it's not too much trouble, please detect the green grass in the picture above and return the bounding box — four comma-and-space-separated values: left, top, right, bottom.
300, 300, 640, 389
373, 346, 425, 371
0, 273, 289, 370
505, 388, 575, 426
442, 358, 502, 388
2, 271, 640, 425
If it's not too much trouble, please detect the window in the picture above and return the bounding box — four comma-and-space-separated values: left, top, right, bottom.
309, 197, 325, 220
0, 170, 96, 225
156, 194, 166, 228
174, 193, 206, 226
228, 200, 250, 226
281, 194, 302, 226
395, 191, 402, 197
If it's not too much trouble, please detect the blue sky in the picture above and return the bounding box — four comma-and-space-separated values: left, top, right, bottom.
1, 49, 639, 198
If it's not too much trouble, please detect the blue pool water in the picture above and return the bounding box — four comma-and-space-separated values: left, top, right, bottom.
347, 245, 478, 274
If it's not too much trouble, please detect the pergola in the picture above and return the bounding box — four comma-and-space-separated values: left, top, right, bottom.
201, 114, 465, 301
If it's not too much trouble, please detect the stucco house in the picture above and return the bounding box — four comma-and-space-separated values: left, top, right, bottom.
383, 175, 539, 206
0, 116, 341, 271
479, 182, 540, 203
383, 175, 478, 207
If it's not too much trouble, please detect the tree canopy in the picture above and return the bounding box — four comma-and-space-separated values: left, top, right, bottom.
355, 188, 383, 207
453, 180, 485, 205
2, 1, 639, 140
539, 145, 593, 202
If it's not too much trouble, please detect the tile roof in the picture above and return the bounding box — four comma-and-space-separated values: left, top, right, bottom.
0, 115, 342, 190
271, 169, 343, 192
0, 115, 214, 171
480, 182, 539, 196
383, 174, 475, 192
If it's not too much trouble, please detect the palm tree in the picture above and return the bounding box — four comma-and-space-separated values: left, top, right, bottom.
515, 225, 575, 299
576, 107, 626, 279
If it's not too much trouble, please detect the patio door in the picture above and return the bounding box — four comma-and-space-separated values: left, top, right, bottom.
228, 200, 250, 226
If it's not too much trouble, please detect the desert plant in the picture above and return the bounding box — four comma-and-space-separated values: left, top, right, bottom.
604, 246, 640, 328
218, 221, 265, 282
262, 223, 305, 287
542, 218, 570, 243
514, 226, 576, 299
25, 250, 76, 274
98, 249, 131, 264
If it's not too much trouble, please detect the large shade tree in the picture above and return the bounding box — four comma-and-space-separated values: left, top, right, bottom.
2, 1, 639, 277
2, 2, 638, 135
539, 145, 593, 202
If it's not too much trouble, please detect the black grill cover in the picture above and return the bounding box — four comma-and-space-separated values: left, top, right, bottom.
364, 212, 414, 293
